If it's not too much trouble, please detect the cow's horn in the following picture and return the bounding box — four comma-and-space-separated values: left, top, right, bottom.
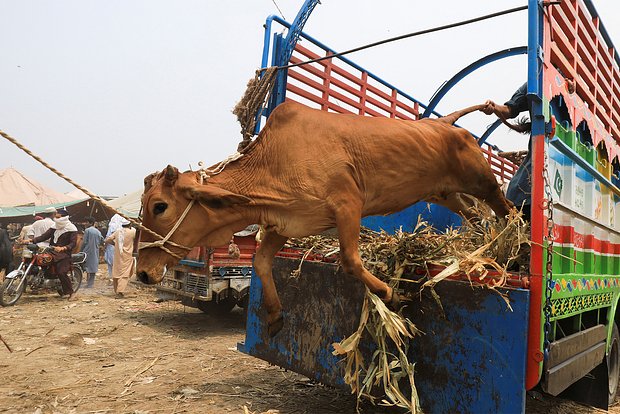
164, 165, 178, 185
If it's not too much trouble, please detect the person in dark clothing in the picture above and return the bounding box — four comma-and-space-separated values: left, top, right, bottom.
0, 224, 13, 277
31, 209, 78, 300
482, 82, 532, 220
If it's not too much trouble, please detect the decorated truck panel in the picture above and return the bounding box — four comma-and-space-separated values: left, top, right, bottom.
157, 233, 257, 312
238, 0, 620, 412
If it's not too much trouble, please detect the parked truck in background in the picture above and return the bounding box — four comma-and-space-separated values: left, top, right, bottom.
157, 227, 258, 313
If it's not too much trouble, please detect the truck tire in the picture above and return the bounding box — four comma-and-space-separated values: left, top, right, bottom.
197, 297, 236, 315
609, 323, 620, 405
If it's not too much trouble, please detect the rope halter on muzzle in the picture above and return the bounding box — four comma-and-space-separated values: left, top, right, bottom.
137, 156, 243, 260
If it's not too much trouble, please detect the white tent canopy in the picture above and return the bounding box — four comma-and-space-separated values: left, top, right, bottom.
106, 189, 143, 218
0, 167, 84, 207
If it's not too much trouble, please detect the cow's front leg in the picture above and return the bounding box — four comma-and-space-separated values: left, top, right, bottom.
253, 230, 288, 336
334, 204, 400, 309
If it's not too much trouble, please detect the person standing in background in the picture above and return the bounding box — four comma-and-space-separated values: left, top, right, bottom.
105, 217, 136, 298
81, 216, 103, 288
104, 214, 123, 284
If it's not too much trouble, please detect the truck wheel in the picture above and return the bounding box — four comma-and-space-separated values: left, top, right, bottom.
609, 323, 620, 405
197, 298, 236, 314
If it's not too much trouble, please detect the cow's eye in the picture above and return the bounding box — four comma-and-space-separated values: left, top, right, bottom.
153, 202, 168, 215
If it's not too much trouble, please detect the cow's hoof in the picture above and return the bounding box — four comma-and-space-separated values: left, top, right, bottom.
385, 289, 403, 312
268, 315, 284, 337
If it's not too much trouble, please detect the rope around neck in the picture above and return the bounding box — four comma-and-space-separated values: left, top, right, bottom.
137, 198, 195, 258
137, 153, 244, 257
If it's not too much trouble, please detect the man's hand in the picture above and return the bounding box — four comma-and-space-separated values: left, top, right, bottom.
53, 246, 65, 253
481, 100, 496, 115
481, 100, 515, 119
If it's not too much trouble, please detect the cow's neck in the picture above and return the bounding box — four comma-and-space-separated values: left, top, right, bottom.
207, 153, 259, 200
206, 142, 277, 207
201, 142, 292, 236
197, 155, 263, 241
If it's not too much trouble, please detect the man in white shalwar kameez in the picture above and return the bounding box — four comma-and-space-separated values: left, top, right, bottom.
104, 218, 136, 297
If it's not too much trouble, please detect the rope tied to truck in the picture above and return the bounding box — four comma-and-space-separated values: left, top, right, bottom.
233, 67, 278, 152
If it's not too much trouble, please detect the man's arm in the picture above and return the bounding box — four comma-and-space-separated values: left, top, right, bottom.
32, 227, 54, 244
481, 82, 528, 120
482, 100, 514, 119
105, 230, 116, 246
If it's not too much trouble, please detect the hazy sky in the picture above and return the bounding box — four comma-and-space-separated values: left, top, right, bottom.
1, 1, 619, 196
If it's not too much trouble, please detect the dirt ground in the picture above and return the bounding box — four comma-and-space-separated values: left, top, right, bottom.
1, 268, 619, 414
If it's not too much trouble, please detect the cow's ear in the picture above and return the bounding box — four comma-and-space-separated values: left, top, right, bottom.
143, 171, 159, 193
184, 185, 251, 208
164, 165, 178, 186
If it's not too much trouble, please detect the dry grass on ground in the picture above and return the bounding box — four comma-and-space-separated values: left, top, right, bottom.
0, 267, 618, 414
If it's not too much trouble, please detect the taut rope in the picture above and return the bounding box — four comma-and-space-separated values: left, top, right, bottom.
0, 129, 191, 259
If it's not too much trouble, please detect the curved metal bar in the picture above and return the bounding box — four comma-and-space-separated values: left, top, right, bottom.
422, 46, 528, 119
477, 119, 503, 146
278, 0, 322, 65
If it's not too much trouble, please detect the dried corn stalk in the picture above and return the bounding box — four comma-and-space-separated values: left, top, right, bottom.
332, 290, 421, 413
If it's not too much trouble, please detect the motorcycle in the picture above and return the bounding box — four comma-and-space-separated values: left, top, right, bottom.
0, 244, 85, 306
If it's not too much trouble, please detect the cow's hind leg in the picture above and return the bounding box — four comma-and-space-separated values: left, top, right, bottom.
253, 230, 288, 336
334, 204, 399, 309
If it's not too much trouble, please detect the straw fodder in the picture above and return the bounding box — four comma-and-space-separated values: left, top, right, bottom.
287, 208, 530, 413
332, 290, 421, 413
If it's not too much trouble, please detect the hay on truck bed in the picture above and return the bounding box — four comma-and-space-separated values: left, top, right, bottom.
284, 209, 530, 413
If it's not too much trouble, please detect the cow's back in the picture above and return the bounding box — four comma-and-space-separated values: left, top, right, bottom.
256, 102, 483, 215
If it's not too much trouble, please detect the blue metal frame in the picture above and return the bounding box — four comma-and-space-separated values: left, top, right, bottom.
422, 46, 528, 119
259, 16, 524, 149
259, 15, 433, 120
478, 119, 503, 146
527, 0, 544, 134
278, 0, 321, 64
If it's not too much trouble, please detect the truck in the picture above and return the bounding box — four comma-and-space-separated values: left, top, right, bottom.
236, 1, 620, 413
157, 227, 258, 313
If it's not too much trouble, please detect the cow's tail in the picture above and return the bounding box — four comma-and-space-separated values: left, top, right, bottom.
438, 104, 486, 125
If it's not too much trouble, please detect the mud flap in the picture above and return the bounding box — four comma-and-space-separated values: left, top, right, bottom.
559, 358, 609, 410
239, 257, 530, 414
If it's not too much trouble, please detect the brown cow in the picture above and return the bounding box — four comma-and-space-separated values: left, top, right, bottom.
137, 101, 513, 335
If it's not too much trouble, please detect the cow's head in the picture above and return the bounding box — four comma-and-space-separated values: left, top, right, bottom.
136, 165, 251, 284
